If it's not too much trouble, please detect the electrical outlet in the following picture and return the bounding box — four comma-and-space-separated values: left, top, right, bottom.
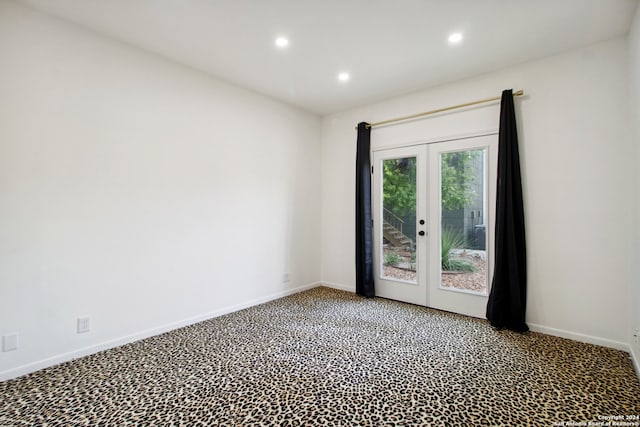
282, 272, 290, 283
2, 333, 18, 352
634, 327, 640, 345
77, 317, 90, 334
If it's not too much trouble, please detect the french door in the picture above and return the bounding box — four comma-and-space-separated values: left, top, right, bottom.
372, 134, 497, 318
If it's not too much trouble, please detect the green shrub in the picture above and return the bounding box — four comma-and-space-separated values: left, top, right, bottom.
445, 258, 475, 272
384, 251, 401, 266
441, 227, 475, 272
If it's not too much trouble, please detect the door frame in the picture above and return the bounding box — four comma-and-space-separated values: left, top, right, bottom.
427, 135, 497, 318
372, 145, 428, 306
371, 132, 497, 318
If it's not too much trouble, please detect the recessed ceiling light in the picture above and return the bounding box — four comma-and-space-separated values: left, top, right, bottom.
338, 72, 350, 82
448, 32, 463, 44
275, 37, 289, 48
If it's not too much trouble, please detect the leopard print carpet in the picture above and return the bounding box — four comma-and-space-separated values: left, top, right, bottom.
1, 287, 638, 426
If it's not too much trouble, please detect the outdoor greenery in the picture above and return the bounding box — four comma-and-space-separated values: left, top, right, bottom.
440, 151, 479, 211
384, 251, 401, 266
383, 158, 416, 217
383, 151, 481, 273
441, 227, 475, 272
382, 151, 479, 216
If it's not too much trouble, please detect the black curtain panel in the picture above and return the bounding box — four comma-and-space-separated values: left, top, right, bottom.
486, 89, 528, 332
355, 122, 375, 298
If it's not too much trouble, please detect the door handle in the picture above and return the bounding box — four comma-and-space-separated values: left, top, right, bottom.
418, 230, 425, 236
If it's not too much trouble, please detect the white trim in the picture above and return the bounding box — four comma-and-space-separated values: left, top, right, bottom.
437, 286, 488, 297
371, 128, 498, 152
528, 323, 630, 352
320, 281, 355, 293
5, 284, 635, 383
0, 282, 322, 382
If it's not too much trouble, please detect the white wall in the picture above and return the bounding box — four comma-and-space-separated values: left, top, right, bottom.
629, 4, 640, 371
0, 1, 321, 380
321, 37, 633, 349
1, 0, 636, 382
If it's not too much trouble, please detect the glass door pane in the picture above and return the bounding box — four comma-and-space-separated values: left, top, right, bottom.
381, 156, 417, 284
373, 145, 427, 307
439, 148, 488, 295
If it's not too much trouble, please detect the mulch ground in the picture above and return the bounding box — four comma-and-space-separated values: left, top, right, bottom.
383, 252, 487, 293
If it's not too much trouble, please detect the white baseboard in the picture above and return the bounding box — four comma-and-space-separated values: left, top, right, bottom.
0, 282, 322, 382
5, 285, 636, 383
321, 286, 637, 354
320, 281, 355, 293
528, 323, 630, 352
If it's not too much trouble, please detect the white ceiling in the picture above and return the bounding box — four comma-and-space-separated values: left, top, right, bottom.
17, 0, 639, 115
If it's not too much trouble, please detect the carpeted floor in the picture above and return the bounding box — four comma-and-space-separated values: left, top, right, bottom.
1, 287, 639, 426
